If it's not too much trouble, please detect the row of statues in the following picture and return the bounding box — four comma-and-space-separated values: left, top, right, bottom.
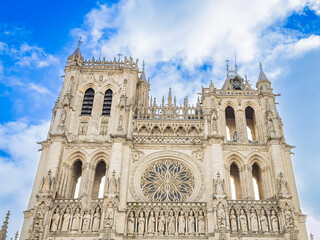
127, 209, 206, 236
50, 206, 101, 233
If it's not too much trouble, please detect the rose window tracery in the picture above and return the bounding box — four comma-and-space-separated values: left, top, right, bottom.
141, 160, 195, 202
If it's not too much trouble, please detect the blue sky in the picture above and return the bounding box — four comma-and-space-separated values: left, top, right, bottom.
0, 0, 320, 238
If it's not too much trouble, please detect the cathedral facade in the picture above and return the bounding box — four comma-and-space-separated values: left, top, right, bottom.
20, 43, 308, 240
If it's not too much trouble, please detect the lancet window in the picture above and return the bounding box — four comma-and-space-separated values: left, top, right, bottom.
81, 88, 95, 115
245, 106, 258, 142
230, 163, 242, 199
252, 163, 263, 200
71, 161, 82, 198
91, 161, 107, 199
102, 89, 113, 116
225, 106, 236, 141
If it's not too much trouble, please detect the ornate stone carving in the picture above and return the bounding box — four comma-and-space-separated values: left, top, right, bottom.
216, 202, 226, 229
192, 150, 203, 161
39, 170, 55, 194
132, 150, 144, 162
213, 172, 226, 198
277, 172, 291, 198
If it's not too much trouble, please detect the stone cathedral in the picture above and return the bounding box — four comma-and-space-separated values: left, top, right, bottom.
20, 42, 308, 240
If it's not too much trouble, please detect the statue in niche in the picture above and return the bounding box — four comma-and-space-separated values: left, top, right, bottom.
158, 210, 166, 235
78, 121, 88, 135
259, 209, 269, 233
232, 130, 237, 142
60, 109, 67, 125
127, 211, 135, 235
105, 202, 114, 227
82, 211, 91, 232
214, 172, 225, 195
211, 110, 218, 132
284, 208, 293, 228
168, 210, 176, 235
277, 172, 291, 198
148, 211, 156, 235
61, 207, 71, 232
188, 210, 195, 235
71, 207, 81, 231
239, 209, 248, 233
178, 210, 185, 235
249, 208, 259, 233
198, 210, 205, 235
217, 202, 226, 229
270, 209, 279, 233
107, 170, 119, 195
100, 120, 108, 135
92, 207, 101, 232
50, 207, 60, 232
230, 209, 237, 232
118, 114, 123, 130
39, 170, 54, 194
138, 212, 145, 235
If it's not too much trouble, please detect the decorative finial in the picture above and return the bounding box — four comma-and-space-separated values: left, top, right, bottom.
234, 49, 238, 72
116, 53, 123, 62
142, 60, 145, 72
259, 62, 263, 71
77, 37, 83, 48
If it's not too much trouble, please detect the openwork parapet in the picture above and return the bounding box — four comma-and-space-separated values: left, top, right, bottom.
126, 202, 207, 237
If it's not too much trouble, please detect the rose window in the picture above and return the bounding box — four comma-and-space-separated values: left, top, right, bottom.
141, 160, 195, 202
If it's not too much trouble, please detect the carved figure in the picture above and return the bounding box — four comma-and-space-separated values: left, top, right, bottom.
232, 130, 237, 141
107, 171, 119, 195
188, 210, 195, 235
60, 109, 66, 125
100, 120, 108, 135
82, 211, 91, 232
230, 209, 237, 232
61, 207, 71, 232
198, 210, 205, 235
239, 209, 248, 233
138, 212, 145, 235
284, 208, 293, 228
105, 202, 114, 227
260, 209, 269, 232
148, 211, 156, 235
39, 170, 54, 193
71, 207, 81, 231
127, 211, 135, 235
178, 210, 185, 235
277, 172, 291, 198
78, 121, 88, 135
168, 210, 176, 235
250, 208, 258, 233
158, 210, 166, 235
92, 207, 101, 232
118, 115, 123, 130
271, 209, 279, 233
214, 172, 225, 195
50, 208, 60, 232
217, 202, 226, 228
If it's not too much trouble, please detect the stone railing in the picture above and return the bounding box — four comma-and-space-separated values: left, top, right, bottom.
125, 202, 207, 237
225, 199, 290, 236
134, 105, 203, 120
82, 56, 138, 70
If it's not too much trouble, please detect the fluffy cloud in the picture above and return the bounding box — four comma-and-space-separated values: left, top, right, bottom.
0, 120, 50, 238
70, 0, 320, 102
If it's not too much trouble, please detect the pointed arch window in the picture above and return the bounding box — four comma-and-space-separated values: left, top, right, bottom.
71, 161, 83, 198
230, 163, 242, 199
225, 106, 236, 141
91, 161, 107, 199
252, 163, 263, 200
81, 88, 95, 115
102, 89, 113, 116
245, 106, 258, 142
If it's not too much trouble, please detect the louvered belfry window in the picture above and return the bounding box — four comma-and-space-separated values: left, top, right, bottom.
81, 88, 95, 115
102, 89, 113, 116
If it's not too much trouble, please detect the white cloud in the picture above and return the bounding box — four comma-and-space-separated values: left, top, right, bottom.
28, 82, 51, 95
0, 120, 50, 238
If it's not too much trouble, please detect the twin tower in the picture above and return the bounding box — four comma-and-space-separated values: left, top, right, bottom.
20, 43, 308, 240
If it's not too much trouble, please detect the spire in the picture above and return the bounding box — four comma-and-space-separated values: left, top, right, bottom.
234, 50, 238, 72
73, 37, 82, 57
0, 211, 10, 240
139, 60, 147, 82
225, 60, 230, 78
168, 88, 172, 107
258, 62, 268, 81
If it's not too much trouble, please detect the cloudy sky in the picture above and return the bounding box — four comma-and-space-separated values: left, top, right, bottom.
0, 0, 320, 238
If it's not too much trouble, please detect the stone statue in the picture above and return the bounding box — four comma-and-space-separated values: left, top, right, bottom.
284, 208, 293, 228
148, 211, 156, 235
232, 130, 237, 141
92, 207, 101, 232
168, 210, 176, 235
249, 208, 258, 233
138, 212, 145, 235
107, 171, 119, 195
188, 210, 195, 235
178, 210, 185, 235
277, 172, 291, 198
50, 207, 60, 232
127, 211, 135, 235
198, 210, 205, 235
105, 202, 114, 227
61, 207, 71, 232
39, 170, 54, 194
239, 209, 248, 233
270, 209, 279, 233
71, 207, 81, 231
60, 109, 66, 125
118, 114, 123, 130
158, 210, 166, 235
214, 172, 225, 195
259, 209, 269, 232
216, 202, 226, 229
100, 120, 108, 135
230, 209, 237, 232
82, 211, 91, 232
78, 121, 88, 135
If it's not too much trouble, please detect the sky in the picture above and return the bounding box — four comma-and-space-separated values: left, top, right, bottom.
0, 0, 320, 238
